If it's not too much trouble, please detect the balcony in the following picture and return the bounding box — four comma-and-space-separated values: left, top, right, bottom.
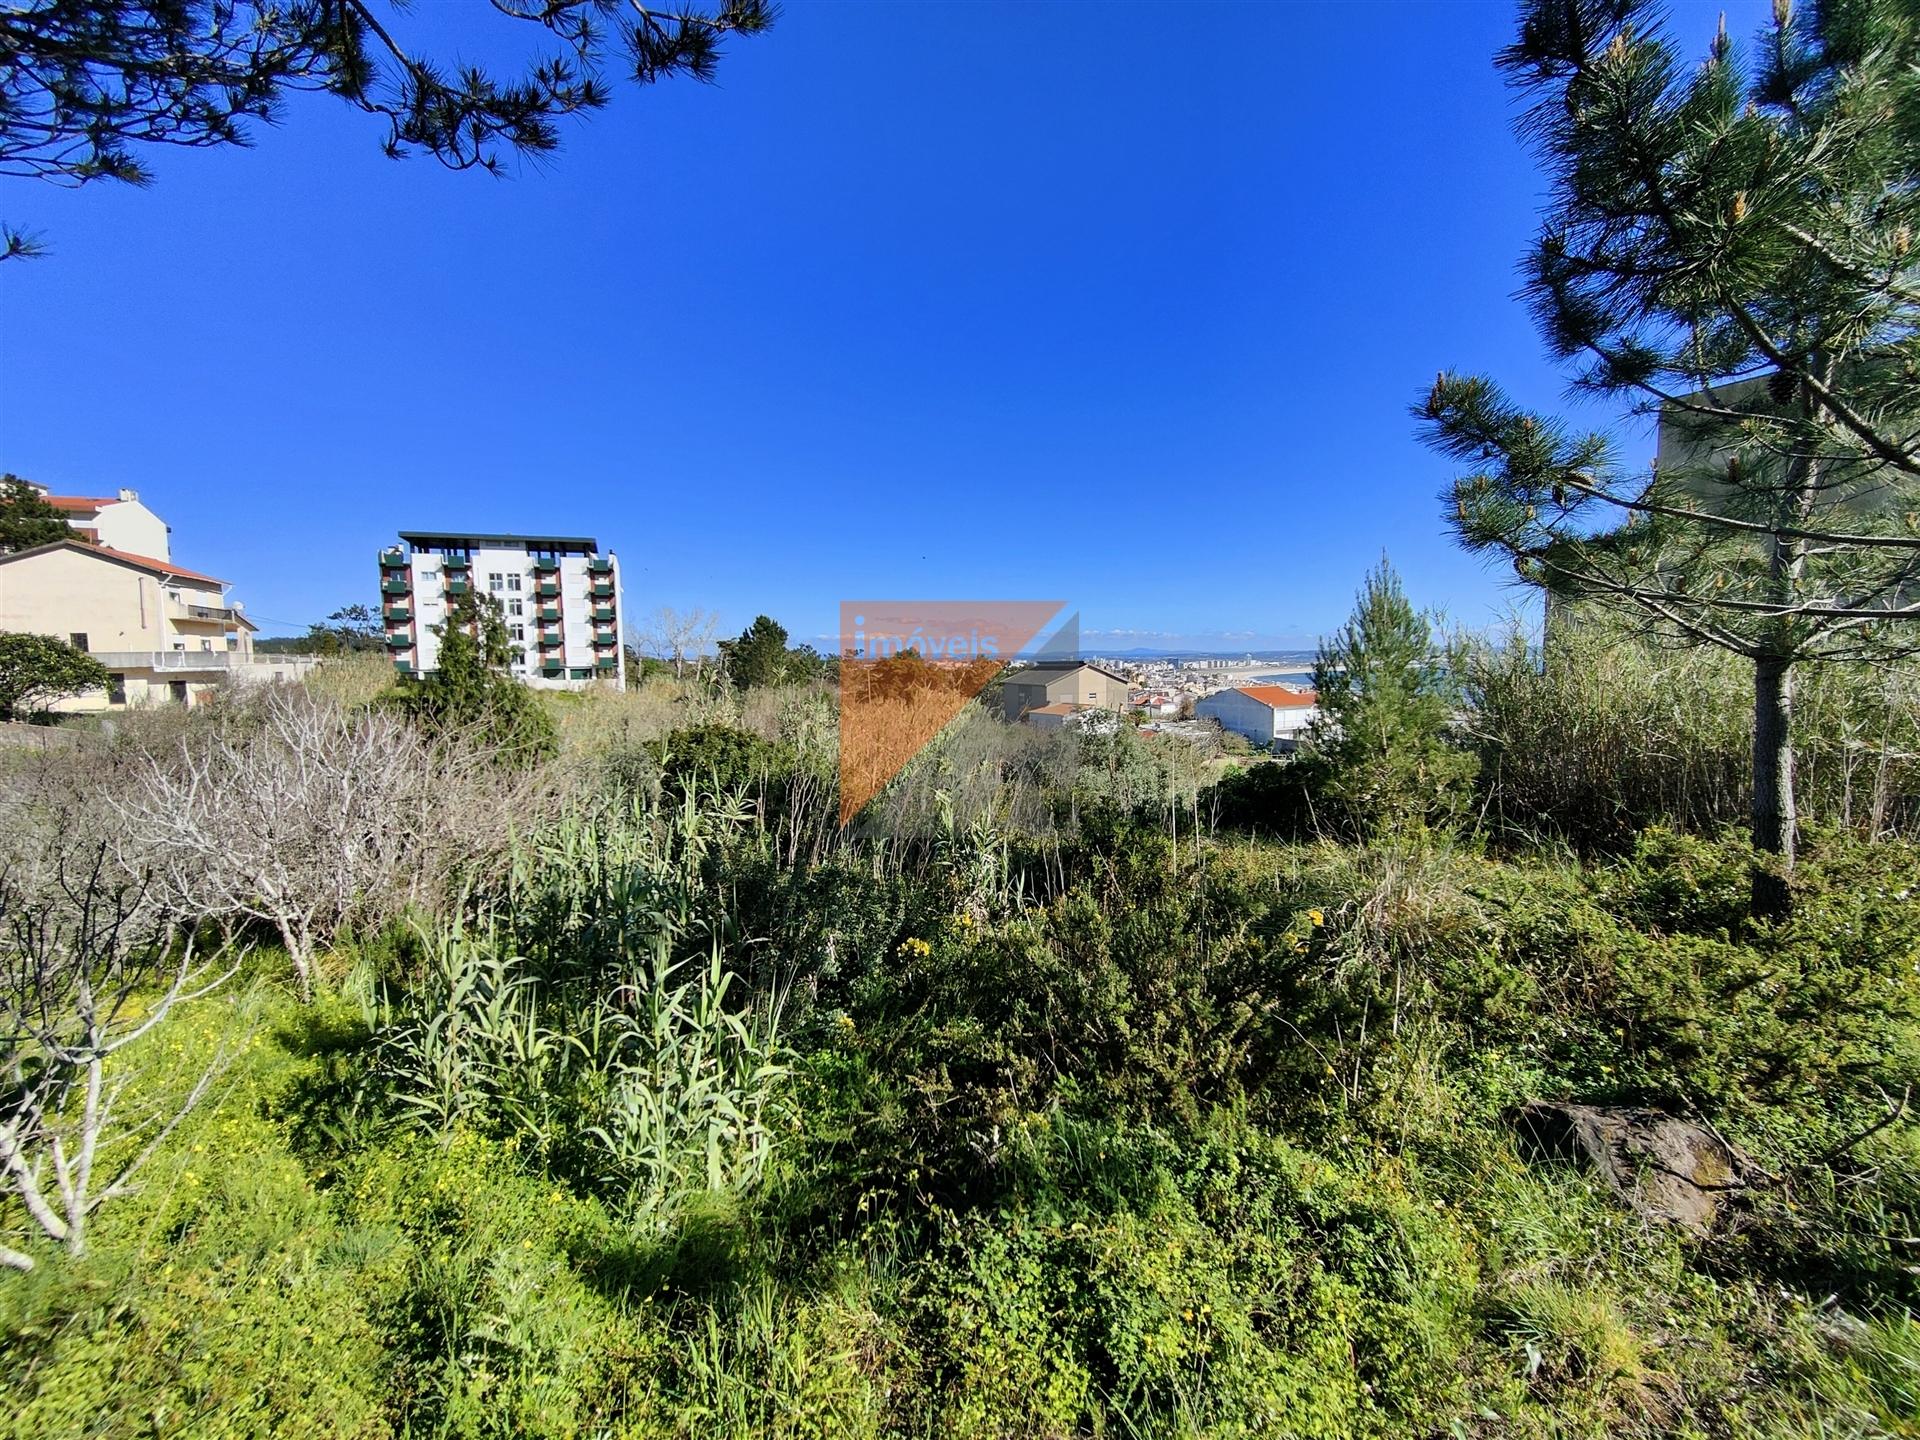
89, 651, 318, 680
588, 555, 614, 574
537, 632, 563, 650
540, 658, 564, 675
537, 581, 559, 598
393, 658, 414, 675
383, 605, 411, 623
538, 605, 561, 622
591, 604, 615, 622
445, 579, 471, 597
442, 555, 471, 571
591, 580, 614, 598
379, 547, 408, 569
381, 577, 410, 595
385, 632, 413, 650
533, 556, 560, 574
594, 655, 618, 672
592, 631, 617, 649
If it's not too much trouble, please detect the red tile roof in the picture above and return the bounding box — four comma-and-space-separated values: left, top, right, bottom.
42, 494, 119, 513
1236, 685, 1318, 709
0, 538, 230, 588
99, 547, 229, 587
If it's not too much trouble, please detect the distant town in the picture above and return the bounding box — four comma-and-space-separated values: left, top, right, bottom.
0, 480, 1322, 754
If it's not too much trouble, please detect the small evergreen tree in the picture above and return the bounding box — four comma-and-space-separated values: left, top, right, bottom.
1307, 560, 1474, 839
0, 476, 78, 554
0, 633, 110, 719
397, 592, 553, 763
720, 615, 793, 690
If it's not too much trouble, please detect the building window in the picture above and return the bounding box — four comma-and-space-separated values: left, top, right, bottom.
570, 668, 590, 680
507, 574, 522, 592
69, 632, 88, 651
107, 674, 126, 705
488, 573, 505, 592
509, 624, 525, 642
507, 599, 523, 617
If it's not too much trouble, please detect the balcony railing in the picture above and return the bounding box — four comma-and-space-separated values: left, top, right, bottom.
382, 578, 410, 595
89, 651, 316, 676
591, 604, 615, 622
533, 557, 560, 574
538, 605, 561, 621
379, 547, 408, 569
537, 581, 559, 598
592, 632, 617, 649
540, 659, 564, 675
594, 655, 618, 671
445, 579, 471, 597
385, 633, 413, 650
383, 605, 411, 623
167, 602, 242, 625
591, 580, 614, 598
442, 555, 471, 571
588, 555, 614, 574
393, 658, 414, 674
537, 632, 563, 649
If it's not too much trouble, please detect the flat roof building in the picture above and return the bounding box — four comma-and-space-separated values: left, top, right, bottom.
380, 531, 623, 689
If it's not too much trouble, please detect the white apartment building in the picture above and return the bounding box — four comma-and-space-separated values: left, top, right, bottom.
381, 532, 624, 689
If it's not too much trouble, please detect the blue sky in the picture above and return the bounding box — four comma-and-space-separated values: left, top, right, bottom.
0, 0, 1765, 649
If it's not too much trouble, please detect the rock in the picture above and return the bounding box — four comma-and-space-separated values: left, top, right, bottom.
1814, 1309, 1872, 1355
1509, 1101, 1751, 1235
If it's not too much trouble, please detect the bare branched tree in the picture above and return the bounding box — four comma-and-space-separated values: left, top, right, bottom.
113, 686, 437, 997
631, 604, 720, 680
0, 840, 239, 1271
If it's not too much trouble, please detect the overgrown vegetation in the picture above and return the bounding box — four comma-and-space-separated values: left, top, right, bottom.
2, 630, 1918, 1436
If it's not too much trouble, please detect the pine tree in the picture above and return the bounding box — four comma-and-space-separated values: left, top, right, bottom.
1, 2, 773, 257
1418, 0, 1920, 911
1308, 559, 1474, 839
399, 591, 553, 763
0, 476, 78, 554
720, 615, 793, 690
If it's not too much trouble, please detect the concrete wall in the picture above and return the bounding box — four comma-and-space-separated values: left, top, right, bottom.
92, 498, 172, 560
0, 546, 169, 652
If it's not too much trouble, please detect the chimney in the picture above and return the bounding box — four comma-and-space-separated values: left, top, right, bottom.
117, 487, 139, 502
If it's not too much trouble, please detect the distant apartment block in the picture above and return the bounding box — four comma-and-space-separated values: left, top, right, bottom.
0, 538, 313, 710
380, 532, 624, 689
1196, 685, 1319, 751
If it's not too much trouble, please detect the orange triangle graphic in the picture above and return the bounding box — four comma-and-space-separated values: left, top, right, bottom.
838, 601, 1066, 825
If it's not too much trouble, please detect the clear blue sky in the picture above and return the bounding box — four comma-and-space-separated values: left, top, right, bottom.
0, 0, 1765, 649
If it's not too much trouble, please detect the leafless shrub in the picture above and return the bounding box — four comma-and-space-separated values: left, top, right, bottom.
0, 836, 240, 1271
111, 686, 444, 996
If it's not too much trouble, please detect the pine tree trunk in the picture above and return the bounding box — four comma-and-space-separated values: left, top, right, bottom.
1751, 653, 1795, 917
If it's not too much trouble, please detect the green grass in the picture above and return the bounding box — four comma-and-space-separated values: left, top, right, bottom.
6, 818, 1920, 1438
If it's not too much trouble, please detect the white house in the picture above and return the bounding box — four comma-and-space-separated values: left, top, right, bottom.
28, 484, 173, 560
1195, 685, 1319, 751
